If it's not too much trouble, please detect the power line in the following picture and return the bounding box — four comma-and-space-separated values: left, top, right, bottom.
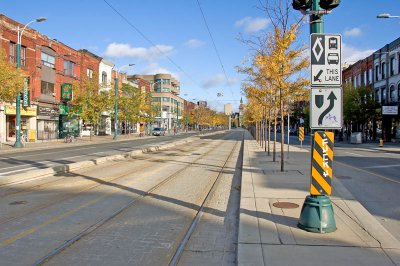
196, 0, 235, 100
103, 0, 199, 87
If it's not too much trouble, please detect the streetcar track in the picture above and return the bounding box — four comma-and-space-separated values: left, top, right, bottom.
169, 132, 243, 266
29, 138, 223, 265
0, 142, 210, 227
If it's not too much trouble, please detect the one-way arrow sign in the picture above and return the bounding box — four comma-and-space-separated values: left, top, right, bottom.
311, 88, 342, 129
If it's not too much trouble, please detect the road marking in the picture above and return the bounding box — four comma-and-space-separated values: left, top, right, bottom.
364, 164, 400, 169
335, 160, 400, 184
344, 152, 365, 157
0, 147, 94, 160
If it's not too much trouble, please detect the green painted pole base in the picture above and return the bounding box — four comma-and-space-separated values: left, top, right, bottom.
298, 195, 336, 233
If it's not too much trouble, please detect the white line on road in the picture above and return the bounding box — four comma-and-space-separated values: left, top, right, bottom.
364, 164, 400, 169
0, 147, 95, 160
345, 152, 365, 157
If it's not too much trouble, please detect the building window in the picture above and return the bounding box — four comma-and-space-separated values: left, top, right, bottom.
390, 85, 395, 101
382, 62, 386, 79
102, 71, 107, 85
363, 71, 367, 85
8, 42, 26, 67
358, 74, 361, 87
390, 57, 395, 76
353, 76, 357, 88
368, 69, 372, 84
398, 84, 400, 102
375, 89, 380, 102
382, 87, 386, 104
63, 60, 75, 76
41, 81, 54, 95
41, 52, 55, 68
87, 69, 93, 79
375, 65, 379, 81
20, 46, 26, 67
9, 42, 16, 64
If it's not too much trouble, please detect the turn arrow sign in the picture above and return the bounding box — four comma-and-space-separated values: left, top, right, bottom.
318, 91, 337, 125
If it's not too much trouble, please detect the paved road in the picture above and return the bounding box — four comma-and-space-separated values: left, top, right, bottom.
0, 130, 243, 265
0, 133, 197, 177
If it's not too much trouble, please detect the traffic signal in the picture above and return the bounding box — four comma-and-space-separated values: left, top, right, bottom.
319, 0, 340, 10
292, 0, 312, 10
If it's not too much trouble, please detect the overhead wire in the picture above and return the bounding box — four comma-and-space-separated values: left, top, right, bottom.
196, 0, 236, 101
103, 0, 201, 90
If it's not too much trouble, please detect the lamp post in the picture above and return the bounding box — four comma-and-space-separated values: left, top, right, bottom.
149, 80, 162, 128
113, 64, 134, 140
13, 17, 46, 148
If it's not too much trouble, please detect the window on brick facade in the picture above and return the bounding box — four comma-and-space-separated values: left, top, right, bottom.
8, 42, 26, 67
41, 52, 55, 68
375, 65, 379, 81
368, 69, 372, 84
41, 81, 54, 95
375, 89, 380, 102
63, 60, 75, 76
87, 69, 93, 79
390, 85, 395, 101
382, 62, 386, 79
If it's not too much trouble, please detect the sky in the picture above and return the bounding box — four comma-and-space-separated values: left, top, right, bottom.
1, 0, 400, 112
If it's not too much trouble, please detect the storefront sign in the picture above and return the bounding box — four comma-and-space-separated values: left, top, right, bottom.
23, 77, 30, 107
37, 105, 60, 120
61, 83, 72, 101
5, 105, 37, 116
382, 106, 398, 115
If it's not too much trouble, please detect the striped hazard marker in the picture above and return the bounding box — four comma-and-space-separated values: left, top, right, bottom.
310, 131, 334, 196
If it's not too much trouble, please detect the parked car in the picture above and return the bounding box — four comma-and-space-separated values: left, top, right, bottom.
152, 127, 166, 136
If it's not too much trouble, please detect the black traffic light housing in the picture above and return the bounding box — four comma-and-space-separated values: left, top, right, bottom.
319, 0, 340, 10
292, 0, 312, 10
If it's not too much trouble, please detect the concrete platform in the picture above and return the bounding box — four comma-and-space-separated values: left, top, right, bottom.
238, 131, 400, 266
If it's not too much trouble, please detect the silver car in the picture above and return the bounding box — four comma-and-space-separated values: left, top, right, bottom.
152, 127, 166, 136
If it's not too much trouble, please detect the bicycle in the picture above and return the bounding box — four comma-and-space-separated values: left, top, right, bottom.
64, 134, 75, 143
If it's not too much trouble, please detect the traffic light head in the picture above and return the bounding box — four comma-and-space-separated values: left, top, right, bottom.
319, 0, 340, 10
292, 0, 312, 10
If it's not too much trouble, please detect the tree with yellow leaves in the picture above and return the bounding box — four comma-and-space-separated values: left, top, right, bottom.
0, 48, 24, 103
240, 0, 309, 171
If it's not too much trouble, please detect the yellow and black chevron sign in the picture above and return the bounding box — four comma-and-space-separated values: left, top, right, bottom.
299, 127, 304, 141
310, 131, 334, 196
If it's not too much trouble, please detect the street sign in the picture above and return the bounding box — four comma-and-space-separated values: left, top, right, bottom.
310, 34, 341, 86
310, 87, 342, 129
310, 131, 334, 196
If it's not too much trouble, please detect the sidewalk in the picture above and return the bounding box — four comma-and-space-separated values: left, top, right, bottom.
238, 131, 400, 266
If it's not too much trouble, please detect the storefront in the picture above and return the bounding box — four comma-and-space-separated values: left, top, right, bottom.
37, 104, 60, 140
4, 105, 37, 142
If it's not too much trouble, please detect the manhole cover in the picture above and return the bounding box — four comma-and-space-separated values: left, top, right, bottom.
9, 201, 28, 206
272, 202, 299, 209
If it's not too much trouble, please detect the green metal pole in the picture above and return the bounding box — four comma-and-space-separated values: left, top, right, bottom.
113, 76, 118, 140
310, 0, 323, 34
14, 39, 23, 148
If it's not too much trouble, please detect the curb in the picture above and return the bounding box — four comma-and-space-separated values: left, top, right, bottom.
0, 136, 197, 187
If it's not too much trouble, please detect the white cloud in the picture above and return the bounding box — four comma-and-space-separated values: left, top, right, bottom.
104, 43, 174, 61
142, 63, 180, 80
184, 39, 205, 48
344, 27, 362, 37
202, 74, 238, 89
342, 43, 375, 64
235, 17, 270, 33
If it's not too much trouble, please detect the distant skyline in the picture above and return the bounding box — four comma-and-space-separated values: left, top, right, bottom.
1, 1, 399, 112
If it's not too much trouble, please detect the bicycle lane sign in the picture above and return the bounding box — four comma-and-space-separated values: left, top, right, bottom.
310, 87, 342, 129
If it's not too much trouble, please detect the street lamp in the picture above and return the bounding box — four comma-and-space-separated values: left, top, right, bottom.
149, 80, 162, 129
377, 13, 400, 19
13, 17, 46, 148
113, 63, 134, 140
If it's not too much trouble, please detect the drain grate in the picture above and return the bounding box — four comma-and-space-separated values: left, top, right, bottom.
272, 202, 299, 209
9, 200, 28, 206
